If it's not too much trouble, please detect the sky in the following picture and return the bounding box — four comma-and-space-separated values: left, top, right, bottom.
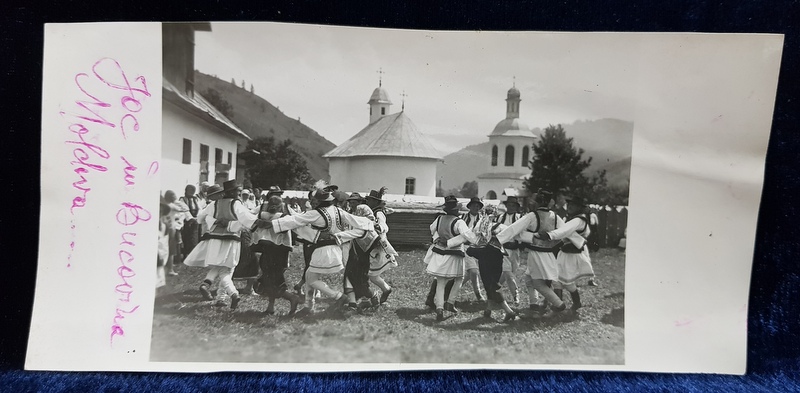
194, 23, 640, 154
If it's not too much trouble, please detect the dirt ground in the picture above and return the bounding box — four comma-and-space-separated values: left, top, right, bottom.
150, 247, 625, 364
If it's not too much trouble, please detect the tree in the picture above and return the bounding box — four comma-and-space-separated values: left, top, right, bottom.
245, 137, 315, 190
201, 88, 234, 120
525, 124, 606, 202
460, 181, 479, 198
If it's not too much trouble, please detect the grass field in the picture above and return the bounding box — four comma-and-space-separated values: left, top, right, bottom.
150, 247, 625, 365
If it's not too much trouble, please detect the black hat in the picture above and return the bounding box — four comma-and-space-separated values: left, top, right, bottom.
466, 197, 484, 209
438, 195, 460, 211
209, 180, 238, 196
535, 189, 553, 205
503, 196, 520, 206
266, 185, 284, 197
366, 186, 387, 201
347, 192, 364, 202
365, 187, 388, 207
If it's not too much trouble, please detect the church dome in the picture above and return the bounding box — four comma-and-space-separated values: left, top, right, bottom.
491, 117, 535, 137
368, 86, 393, 104
507, 86, 520, 99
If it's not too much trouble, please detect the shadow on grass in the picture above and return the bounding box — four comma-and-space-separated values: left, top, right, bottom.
393, 304, 582, 332
394, 304, 585, 332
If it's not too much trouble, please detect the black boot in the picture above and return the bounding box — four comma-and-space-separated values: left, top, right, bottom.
230, 294, 241, 310
435, 308, 444, 322
199, 279, 213, 301
570, 290, 582, 310
281, 291, 303, 315
444, 302, 459, 313
425, 280, 437, 309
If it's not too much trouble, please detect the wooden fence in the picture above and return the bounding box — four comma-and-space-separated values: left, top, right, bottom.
386, 207, 628, 248
594, 207, 628, 248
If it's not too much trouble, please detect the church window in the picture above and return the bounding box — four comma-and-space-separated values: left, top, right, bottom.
505, 145, 515, 166
381, 107, 386, 115
486, 190, 497, 199
491, 145, 498, 166
182, 138, 192, 164
522, 145, 529, 167
370, 107, 372, 116
405, 177, 416, 195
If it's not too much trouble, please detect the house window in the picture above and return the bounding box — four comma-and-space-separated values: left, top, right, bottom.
505, 145, 515, 166
405, 177, 416, 195
227, 152, 232, 165
522, 145, 529, 167
182, 139, 192, 164
215, 148, 223, 163
200, 144, 209, 163
491, 145, 498, 166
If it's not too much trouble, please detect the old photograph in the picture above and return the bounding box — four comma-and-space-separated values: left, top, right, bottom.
152, 22, 634, 364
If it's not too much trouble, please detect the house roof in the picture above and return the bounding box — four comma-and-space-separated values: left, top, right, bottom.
323, 112, 442, 160
163, 79, 250, 141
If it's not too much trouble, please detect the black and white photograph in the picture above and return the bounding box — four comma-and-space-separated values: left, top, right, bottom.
151, 22, 631, 364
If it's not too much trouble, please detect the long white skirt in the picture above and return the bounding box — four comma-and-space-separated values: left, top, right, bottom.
557, 248, 594, 284
183, 239, 240, 269
526, 250, 559, 281
426, 253, 465, 278
308, 245, 344, 274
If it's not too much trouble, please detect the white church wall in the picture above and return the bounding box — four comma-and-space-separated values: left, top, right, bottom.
487, 135, 536, 175
162, 101, 240, 193
478, 177, 527, 200
329, 156, 438, 197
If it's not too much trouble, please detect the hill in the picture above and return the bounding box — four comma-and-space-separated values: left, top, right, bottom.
193, 71, 336, 181
436, 118, 633, 191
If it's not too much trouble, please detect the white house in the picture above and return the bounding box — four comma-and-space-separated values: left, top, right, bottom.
323, 84, 442, 197
161, 23, 250, 193
477, 85, 537, 200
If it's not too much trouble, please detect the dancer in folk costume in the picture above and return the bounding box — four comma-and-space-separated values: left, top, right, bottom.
458, 204, 519, 322
342, 192, 381, 312
364, 187, 399, 304
497, 189, 568, 315
179, 184, 205, 257
425, 196, 486, 308
497, 196, 524, 304
535, 196, 595, 311
292, 190, 317, 295
251, 195, 304, 315
425, 195, 479, 321
259, 181, 374, 315
460, 197, 486, 302
184, 180, 261, 310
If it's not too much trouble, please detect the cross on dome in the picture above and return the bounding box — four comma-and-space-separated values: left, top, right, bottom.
377, 67, 385, 87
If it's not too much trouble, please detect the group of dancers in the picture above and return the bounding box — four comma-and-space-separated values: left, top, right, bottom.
159, 180, 399, 316
158, 180, 596, 323
424, 191, 595, 322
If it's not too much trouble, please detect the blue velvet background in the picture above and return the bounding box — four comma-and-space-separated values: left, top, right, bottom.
4, 1, 800, 391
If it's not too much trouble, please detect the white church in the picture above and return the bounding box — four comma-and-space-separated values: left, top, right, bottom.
477, 84, 537, 200
324, 83, 442, 197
